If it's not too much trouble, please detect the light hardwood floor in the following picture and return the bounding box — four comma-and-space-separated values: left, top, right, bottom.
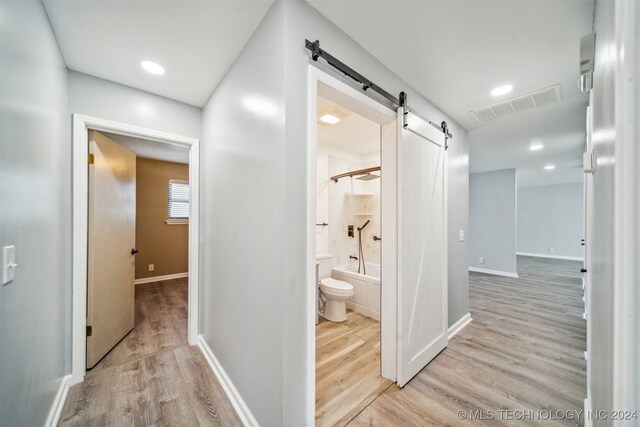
316, 311, 393, 427
348, 256, 586, 426
59, 279, 241, 426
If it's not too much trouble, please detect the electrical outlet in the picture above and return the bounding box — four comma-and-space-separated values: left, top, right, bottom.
459, 230, 464, 242
548, 247, 555, 252
148, 264, 155, 272
479, 257, 485, 264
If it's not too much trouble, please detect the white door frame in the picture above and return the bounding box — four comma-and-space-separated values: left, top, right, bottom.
71, 114, 200, 385
306, 66, 397, 424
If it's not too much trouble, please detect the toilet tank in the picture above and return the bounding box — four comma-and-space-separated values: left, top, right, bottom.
316, 253, 334, 280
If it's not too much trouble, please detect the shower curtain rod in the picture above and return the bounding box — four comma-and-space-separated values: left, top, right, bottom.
305, 39, 453, 146
330, 166, 381, 182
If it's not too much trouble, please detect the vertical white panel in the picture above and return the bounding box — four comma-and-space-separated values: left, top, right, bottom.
397, 112, 448, 386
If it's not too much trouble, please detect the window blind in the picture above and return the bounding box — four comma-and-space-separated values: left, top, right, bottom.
168, 180, 189, 219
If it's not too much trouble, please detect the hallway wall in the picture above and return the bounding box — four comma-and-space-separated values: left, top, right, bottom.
200, 2, 286, 425
283, 1, 470, 423
469, 169, 518, 275
517, 182, 584, 259
68, 71, 201, 139
0, 1, 70, 425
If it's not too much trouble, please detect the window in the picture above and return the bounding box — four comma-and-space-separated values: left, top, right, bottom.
167, 180, 189, 224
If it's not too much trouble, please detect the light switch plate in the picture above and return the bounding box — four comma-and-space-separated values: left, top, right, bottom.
459, 230, 464, 242
3, 246, 16, 284
479, 257, 485, 264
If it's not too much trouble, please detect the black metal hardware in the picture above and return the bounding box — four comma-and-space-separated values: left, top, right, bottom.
86, 325, 93, 337
348, 225, 354, 238
580, 268, 587, 273
350, 255, 358, 261
305, 39, 453, 141
373, 236, 381, 241
357, 220, 371, 232
131, 249, 139, 255
316, 223, 328, 227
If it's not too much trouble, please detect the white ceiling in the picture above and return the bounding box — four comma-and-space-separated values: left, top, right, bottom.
43, 0, 274, 107
307, 0, 593, 172
317, 96, 380, 156
104, 132, 189, 164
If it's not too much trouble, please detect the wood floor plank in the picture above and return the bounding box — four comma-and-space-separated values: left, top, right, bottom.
59, 279, 241, 427
316, 311, 393, 427
348, 256, 586, 427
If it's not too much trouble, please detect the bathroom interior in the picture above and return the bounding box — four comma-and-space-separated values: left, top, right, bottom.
315, 91, 392, 426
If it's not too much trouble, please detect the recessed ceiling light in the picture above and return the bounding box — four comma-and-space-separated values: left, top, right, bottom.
140, 60, 165, 75
491, 84, 513, 97
319, 114, 341, 125
530, 143, 544, 151
544, 165, 555, 170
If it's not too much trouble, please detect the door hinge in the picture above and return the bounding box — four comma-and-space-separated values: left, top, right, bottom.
88, 153, 94, 165
86, 325, 93, 337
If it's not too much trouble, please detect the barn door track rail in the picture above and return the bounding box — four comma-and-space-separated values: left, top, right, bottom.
305, 39, 453, 148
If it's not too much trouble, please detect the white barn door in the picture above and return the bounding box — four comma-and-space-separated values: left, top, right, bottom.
397, 111, 448, 386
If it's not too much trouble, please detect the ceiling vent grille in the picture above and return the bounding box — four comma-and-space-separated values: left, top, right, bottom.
470, 85, 561, 124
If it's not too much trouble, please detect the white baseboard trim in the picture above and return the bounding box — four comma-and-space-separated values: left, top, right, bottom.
197, 335, 258, 427
45, 374, 71, 427
448, 313, 472, 339
134, 272, 188, 285
517, 252, 584, 261
468, 266, 519, 278
584, 398, 592, 427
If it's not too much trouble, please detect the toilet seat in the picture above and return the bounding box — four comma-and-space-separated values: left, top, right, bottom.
320, 278, 353, 297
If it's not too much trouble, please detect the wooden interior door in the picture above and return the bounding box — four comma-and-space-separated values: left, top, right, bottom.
87, 130, 136, 368
397, 111, 448, 386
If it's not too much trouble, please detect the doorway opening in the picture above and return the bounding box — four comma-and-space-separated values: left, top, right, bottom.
307, 66, 451, 425
71, 115, 200, 385
307, 68, 398, 426
86, 129, 191, 371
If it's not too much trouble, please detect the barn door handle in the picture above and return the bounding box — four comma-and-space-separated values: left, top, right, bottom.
131, 249, 139, 255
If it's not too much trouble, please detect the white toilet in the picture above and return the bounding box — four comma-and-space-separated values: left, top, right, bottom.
316, 254, 354, 322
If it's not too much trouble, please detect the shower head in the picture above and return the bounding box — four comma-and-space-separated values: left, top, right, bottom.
358, 219, 371, 231
356, 173, 380, 181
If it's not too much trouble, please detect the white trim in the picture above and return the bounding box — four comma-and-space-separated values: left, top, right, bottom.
44, 375, 71, 427
197, 336, 258, 427
448, 313, 472, 339
71, 114, 200, 385
517, 252, 584, 261
134, 272, 188, 285
468, 266, 519, 278
584, 398, 592, 427
306, 66, 398, 423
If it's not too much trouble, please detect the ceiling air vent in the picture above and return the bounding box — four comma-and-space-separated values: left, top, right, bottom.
470, 85, 561, 124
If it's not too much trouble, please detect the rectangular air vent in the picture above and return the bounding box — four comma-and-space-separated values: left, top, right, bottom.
470, 85, 561, 124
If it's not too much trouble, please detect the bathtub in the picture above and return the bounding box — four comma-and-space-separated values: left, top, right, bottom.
332, 263, 380, 320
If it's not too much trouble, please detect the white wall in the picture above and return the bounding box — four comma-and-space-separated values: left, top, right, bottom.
469, 169, 517, 275
283, 1, 469, 423
316, 144, 381, 268
199, 1, 469, 423
517, 183, 584, 259
68, 71, 201, 139
0, 1, 70, 425
200, 2, 286, 425
315, 144, 365, 255
587, 0, 640, 420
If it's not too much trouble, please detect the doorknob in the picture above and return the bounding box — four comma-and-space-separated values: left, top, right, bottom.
131, 249, 139, 255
